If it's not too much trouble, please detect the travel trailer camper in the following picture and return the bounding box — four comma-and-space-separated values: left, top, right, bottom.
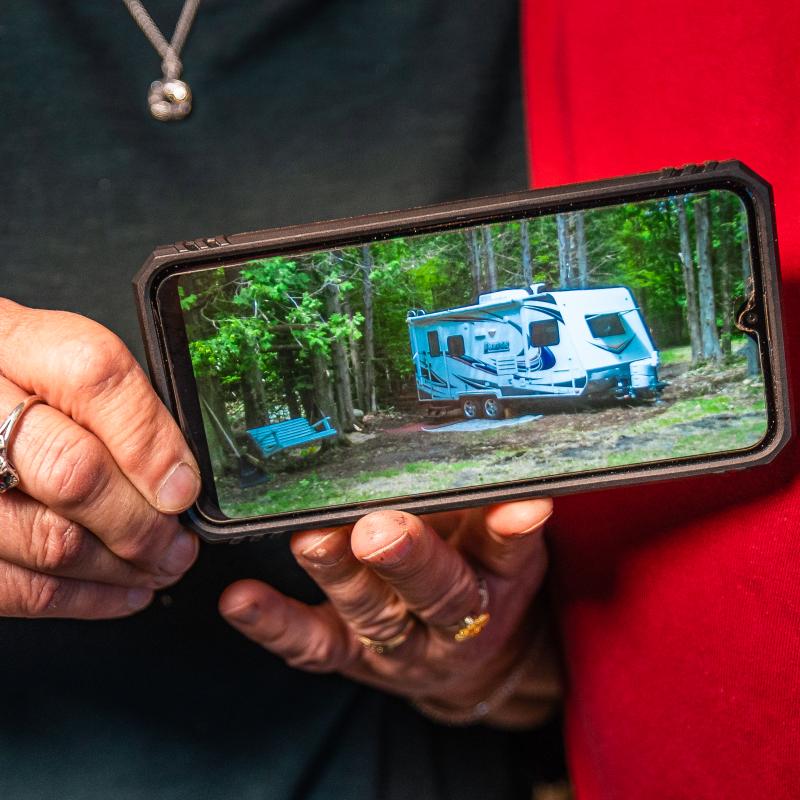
407, 284, 665, 418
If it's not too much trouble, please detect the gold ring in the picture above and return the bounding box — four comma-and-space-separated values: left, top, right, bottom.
0, 396, 44, 494
452, 577, 491, 642
357, 618, 415, 655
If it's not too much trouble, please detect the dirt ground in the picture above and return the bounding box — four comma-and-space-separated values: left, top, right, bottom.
220, 356, 767, 517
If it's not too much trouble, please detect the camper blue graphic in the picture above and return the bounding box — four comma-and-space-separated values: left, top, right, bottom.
408, 284, 665, 418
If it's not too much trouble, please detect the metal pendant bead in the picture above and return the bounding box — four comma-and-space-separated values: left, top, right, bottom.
148, 79, 192, 121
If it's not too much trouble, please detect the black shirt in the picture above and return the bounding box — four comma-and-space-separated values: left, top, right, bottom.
1, 2, 562, 797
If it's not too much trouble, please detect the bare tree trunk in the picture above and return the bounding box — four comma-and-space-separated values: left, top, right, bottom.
311, 350, 341, 434
520, 219, 533, 286
360, 245, 378, 413
341, 294, 364, 410
676, 196, 703, 362
276, 335, 302, 418
694, 195, 723, 361
741, 218, 760, 376
482, 226, 498, 291
574, 211, 589, 288
556, 213, 571, 287
325, 281, 356, 431
241, 363, 267, 430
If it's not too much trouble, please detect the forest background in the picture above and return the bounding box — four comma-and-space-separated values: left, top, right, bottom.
179, 190, 754, 477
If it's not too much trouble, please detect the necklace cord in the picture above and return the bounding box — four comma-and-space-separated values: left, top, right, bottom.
123, 0, 201, 78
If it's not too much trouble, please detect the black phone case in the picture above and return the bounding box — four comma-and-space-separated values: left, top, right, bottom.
134, 160, 791, 543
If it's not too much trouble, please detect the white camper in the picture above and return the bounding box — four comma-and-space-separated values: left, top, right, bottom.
407, 284, 664, 418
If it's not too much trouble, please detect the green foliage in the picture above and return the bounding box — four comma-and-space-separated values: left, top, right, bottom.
180, 189, 749, 430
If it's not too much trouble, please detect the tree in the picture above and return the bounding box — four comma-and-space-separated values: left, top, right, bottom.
694, 195, 723, 361
574, 211, 589, 287
360, 244, 377, 413
482, 226, 498, 291
556, 213, 571, 286
520, 218, 533, 286
676, 196, 703, 361
324, 257, 357, 431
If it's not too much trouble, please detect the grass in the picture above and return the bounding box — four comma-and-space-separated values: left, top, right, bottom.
220, 355, 769, 519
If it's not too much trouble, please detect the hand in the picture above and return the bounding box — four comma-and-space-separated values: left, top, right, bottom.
0, 298, 201, 618
220, 500, 561, 728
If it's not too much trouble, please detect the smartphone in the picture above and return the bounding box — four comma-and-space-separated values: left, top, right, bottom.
134, 161, 790, 542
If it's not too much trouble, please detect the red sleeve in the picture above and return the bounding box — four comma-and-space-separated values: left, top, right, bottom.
521, 3, 800, 798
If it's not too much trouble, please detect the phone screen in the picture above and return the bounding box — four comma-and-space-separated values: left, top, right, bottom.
165, 189, 767, 520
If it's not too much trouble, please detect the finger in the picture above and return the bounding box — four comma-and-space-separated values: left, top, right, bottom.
461, 499, 553, 579
0, 377, 199, 575
350, 510, 481, 631
0, 490, 179, 589
219, 579, 362, 673
0, 558, 154, 619
0, 299, 200, 513
290, 526, 413, 645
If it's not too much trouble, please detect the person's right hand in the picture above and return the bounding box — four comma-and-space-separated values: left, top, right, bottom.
0, 298, 201, 619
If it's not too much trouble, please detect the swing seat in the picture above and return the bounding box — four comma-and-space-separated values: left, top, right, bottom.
247, 416, 337, 458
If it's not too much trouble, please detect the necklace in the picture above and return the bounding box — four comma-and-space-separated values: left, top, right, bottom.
123, 0, 202, 121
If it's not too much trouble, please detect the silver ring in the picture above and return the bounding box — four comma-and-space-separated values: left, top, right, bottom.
0, 396, 44, 494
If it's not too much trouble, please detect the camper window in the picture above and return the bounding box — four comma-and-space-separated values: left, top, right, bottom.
427, 330, 442, 356
447, 334, 465, 356
587, 313, 626, 338
530, 319, 560, 347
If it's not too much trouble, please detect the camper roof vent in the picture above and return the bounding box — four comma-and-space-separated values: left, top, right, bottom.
477, 289, 530, 305
529, 282, 548, 295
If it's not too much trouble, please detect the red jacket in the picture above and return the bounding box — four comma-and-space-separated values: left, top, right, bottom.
522, 3, 800, 797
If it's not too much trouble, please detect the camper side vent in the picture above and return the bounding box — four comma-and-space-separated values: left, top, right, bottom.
493, 356, 517, 375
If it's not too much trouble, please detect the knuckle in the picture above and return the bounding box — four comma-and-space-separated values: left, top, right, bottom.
113, 514, 176, 566
19, 571, 68, 617
39, 426, 109, 509
285, 637, 338, 673
419, 569, 476, 622
62, 325, 136, 399
30, 507, 85, 574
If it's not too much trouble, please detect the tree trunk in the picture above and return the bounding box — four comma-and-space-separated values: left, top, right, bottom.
556, 213, 571, 287
360, 245, 378, 413
311, 350, 341, 434
482, 225, 498, 291
520, 219, 533, 286
241, 363, 268, 430
276, 335, 302, 418
741, 219, 760, 376
574, 211, 589, 288
325, 281, 356, 431
198, 377, 236, 476
676, 196, 703, 362
341, 294, 364, 410
694, 195, 723, 361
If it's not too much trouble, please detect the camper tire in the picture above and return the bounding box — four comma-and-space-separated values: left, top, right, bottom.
461, 398, 481, 419
483, 397, 504, 420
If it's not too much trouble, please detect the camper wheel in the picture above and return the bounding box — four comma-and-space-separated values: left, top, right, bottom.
483, 397, 504, 419
462, 397, 481, 419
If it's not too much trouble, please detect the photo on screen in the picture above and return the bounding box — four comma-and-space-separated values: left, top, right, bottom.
176, 190, 767, 519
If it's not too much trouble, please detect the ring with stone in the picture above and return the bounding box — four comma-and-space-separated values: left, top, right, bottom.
451, 576, 491, 643
0, 396, 44, 494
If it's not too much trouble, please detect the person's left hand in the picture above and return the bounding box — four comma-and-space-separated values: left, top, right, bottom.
219, 499, 560, 728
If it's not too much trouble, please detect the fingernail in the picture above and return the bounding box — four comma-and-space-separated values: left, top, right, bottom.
300, 530, 348, 565
361, 531, 413, 566
158, 530, 198, 576
127, 588, 153, 611
507, 511, 555, 539
223, 602, 261, 625
156, 462, 201, 513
